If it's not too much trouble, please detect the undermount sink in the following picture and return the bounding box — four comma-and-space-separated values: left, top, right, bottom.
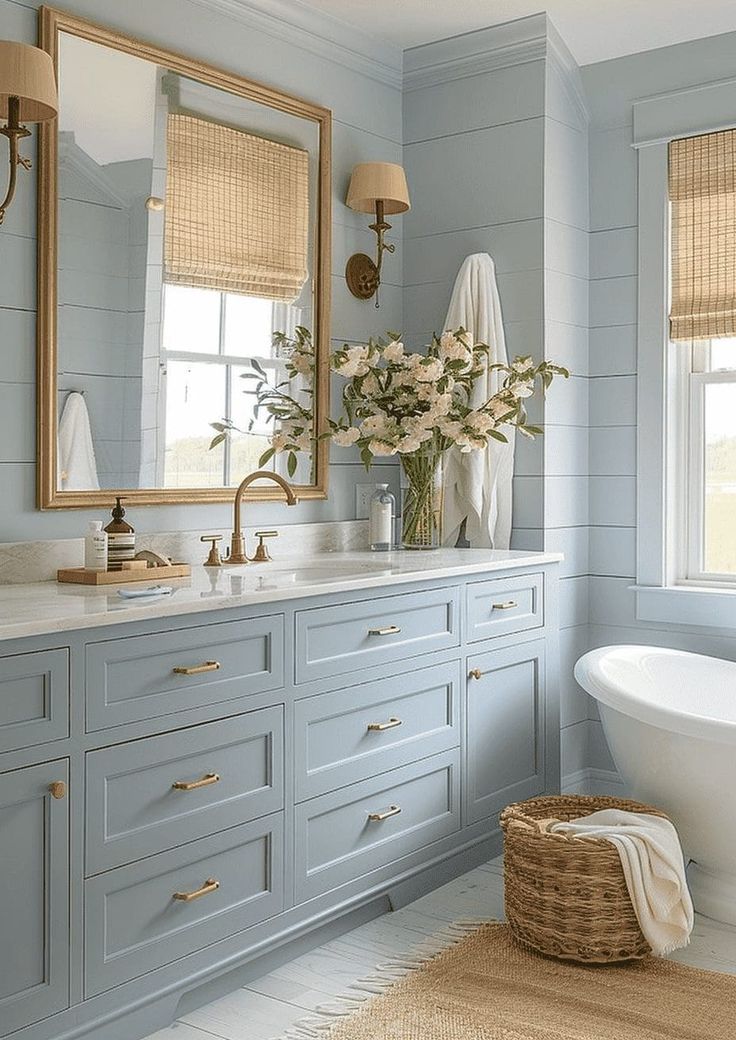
251, 561, 391, 585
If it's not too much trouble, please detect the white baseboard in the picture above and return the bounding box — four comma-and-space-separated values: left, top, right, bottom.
561, 768, 626, 797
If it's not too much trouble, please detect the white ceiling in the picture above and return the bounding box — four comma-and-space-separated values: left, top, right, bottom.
291, 0, 736, 65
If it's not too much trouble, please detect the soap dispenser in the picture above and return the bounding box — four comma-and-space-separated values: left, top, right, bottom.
369, 483, 395, 551
105, 497, 135, 570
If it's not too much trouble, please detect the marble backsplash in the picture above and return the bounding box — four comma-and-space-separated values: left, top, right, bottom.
0, 519, 369, 584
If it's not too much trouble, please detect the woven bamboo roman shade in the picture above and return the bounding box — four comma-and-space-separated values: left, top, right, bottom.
164, 113, 309, 302
669, 129, 736, 341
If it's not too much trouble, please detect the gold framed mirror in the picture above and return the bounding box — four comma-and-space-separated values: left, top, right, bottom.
37, 6, 331, 508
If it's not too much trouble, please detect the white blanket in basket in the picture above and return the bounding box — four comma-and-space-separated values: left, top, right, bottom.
550, 809, 694, 956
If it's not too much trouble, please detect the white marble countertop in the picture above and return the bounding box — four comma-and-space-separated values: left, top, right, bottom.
0, 548, 562, 641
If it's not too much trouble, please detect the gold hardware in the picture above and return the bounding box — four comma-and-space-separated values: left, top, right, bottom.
492, 601, 518, 611
225, 472, 298, 564
367, 804, 402, 822
48, 780, 66, 799
172, 772, 220, 791
173, 877, 220, 902
468, 668, 483, 680
173, 660, 221, 676
252, 530, 278, 563
345, 164, 410, 307
367, 625, 401, 636
200, 534, 223, 567
367, 716, 402, 732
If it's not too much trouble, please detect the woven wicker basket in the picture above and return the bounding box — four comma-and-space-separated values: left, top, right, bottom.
501, 794, 670, 964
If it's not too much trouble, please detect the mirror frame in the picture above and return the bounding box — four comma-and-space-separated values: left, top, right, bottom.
37, 5, 332, 508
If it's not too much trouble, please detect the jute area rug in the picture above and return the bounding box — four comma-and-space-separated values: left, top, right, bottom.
296, 922, 736, 1040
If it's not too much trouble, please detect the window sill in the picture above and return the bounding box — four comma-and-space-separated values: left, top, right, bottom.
634, 583, 736, 629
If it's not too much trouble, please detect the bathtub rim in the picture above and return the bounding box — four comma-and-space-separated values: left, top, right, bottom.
574, 645, 736, 746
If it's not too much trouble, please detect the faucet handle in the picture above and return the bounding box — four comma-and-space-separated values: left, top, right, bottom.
252, 530, 278, 563
200, 534, 223, 567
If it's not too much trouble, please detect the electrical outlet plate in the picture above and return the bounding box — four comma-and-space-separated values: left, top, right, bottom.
355, 483, 374, 519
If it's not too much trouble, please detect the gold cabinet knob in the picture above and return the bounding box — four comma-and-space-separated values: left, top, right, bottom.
492, 600, 518, 611
48, 780, 66, 799
468, 668, 483, 680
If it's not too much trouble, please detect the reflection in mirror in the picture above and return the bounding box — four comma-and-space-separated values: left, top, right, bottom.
53, 28, 323, 496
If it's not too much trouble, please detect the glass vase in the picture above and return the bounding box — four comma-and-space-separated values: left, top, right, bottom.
400, 450, 445, 549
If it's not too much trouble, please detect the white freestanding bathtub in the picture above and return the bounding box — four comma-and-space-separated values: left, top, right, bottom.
575, 645, 736, 925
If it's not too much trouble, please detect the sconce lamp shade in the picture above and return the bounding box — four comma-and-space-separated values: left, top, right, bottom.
0, 41, 58, 122
346, 162, 410, 215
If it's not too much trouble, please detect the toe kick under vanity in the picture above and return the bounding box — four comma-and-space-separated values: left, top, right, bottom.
0, 549, 560, 1040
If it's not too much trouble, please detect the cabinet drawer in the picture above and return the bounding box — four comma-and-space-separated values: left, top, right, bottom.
295, 662, 460, 800
86, 616, 284, 731
86, 707, 284, 873
466, 573, 543, 643
0, 649, 69, 753
295, 587, 459, 684
295, 750, 460, 902
84, 813, 284, 995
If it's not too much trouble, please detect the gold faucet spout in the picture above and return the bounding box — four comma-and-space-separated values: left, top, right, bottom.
225, 470, 298, 564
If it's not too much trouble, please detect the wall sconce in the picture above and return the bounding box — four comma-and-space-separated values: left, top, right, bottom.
345, 162, 410, 306
0, 41, 58, 226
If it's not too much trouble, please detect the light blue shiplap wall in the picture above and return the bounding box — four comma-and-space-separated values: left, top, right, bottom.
0, 0, 404, 540
402, 17, 592, 783
402, 16, 547, 557
542, 35, 591, 787
581, 29, 736, 781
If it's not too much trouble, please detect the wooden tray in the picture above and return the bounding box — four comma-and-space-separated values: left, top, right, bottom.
57, 563, 191, 586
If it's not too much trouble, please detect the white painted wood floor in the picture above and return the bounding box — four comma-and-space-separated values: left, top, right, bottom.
145, 856, 736, 1040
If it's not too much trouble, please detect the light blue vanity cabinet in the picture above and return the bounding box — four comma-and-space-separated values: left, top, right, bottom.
0, 555, 560, 1040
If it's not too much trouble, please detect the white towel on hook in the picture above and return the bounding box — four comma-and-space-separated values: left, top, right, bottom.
58, 391, 99, 490
442, 253, 514, 549
550, 809, 694, 956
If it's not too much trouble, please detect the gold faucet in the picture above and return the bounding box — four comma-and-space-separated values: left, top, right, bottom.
225, 470, 298, 564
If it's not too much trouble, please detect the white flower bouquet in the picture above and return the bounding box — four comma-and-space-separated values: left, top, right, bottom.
212, 326, 568, 547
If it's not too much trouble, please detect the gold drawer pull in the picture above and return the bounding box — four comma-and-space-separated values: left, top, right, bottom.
173, 877, 220, 902
172, 772, 220, 791
492, 601, 518, 611
468, 668, 483, 680
173, 660, 221, 676
367, 625, 402, 636
48, 780, 66, 800
367, 804, 402, 822
367, 716, 402, 732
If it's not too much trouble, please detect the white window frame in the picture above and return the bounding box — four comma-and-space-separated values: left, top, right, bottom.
634, 76, 736, 628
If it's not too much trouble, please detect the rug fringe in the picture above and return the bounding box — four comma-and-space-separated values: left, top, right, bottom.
269, 918, 492, 1040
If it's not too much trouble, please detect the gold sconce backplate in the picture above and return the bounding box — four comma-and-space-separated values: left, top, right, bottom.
345, 252, 379, 300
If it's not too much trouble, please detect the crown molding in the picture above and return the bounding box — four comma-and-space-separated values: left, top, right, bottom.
403, 14, 548, 92
184, 0, 402, 90
58, 134, 132, 208
546, 22, 590, 129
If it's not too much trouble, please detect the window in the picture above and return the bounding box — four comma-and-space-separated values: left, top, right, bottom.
161, 284, 282, 488
668, 129, 736, 586
681, 339, 736, 582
